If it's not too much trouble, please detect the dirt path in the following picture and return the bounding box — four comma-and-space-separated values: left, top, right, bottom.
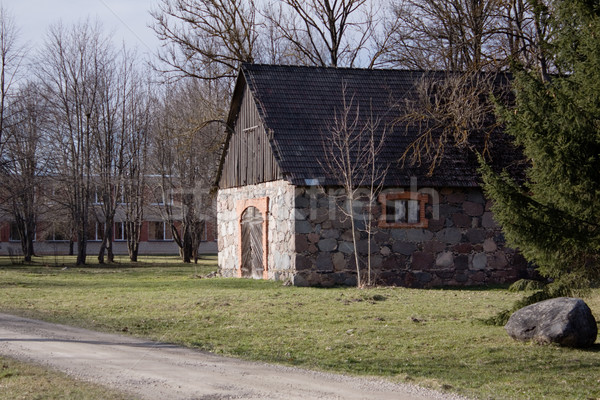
0, 313, 464, 400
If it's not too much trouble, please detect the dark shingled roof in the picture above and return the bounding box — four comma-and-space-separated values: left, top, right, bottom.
227, 63, 521, 188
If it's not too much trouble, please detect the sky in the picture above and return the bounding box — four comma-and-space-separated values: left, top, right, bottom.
7, 0, 161, 56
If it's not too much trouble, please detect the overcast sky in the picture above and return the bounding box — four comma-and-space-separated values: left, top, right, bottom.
7, 0, 161, 55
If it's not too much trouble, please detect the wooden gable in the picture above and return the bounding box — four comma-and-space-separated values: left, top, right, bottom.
219, 82, 283, 189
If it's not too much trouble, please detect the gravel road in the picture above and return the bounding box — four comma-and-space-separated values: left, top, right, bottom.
0, 313, 466, 400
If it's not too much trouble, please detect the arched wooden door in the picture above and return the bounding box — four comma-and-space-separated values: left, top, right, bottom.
240, 206, 264, 279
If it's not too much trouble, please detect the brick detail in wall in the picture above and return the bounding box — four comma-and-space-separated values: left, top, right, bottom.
378, 192, 429, 229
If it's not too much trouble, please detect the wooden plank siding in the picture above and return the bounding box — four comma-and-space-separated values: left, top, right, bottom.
219, 85, 283, 189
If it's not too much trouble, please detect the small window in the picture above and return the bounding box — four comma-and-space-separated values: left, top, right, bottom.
86, 223, 105, 242
114, 222, 127, 241
379, 192, 428, 228
9, 222, 37, 242
46, 226, 68, 242
117, 185, 126, 205
148, 221, 173, 241
150, 187, 173, 206
9, 222, 20, 242
93, 186, 103, 205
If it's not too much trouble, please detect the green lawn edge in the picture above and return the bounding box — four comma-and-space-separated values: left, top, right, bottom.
0, 256, 598, 400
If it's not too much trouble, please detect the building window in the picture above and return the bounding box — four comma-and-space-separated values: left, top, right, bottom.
148, 221, 173, 241
114, 222, 127, 241
150, 187, 173, 206
9, 223, 20, 242
117, 185, 126, 205
46, 226, 68, 242
93, 186, 103, 205
378, 192, 428, 228
86, 223, 105, 242
9, 222, 37, 242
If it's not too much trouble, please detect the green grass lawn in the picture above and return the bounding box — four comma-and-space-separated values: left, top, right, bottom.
0, 255, 598, 399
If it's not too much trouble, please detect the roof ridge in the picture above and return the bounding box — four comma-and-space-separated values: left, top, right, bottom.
241, 62, 451, 74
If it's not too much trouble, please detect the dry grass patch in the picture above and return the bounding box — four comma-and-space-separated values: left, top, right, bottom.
0, 355, 136, 400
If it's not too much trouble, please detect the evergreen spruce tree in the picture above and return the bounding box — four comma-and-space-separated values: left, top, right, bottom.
480, 0, 600, 299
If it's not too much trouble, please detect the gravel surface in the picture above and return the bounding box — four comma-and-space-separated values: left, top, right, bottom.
0, 313, 469, 400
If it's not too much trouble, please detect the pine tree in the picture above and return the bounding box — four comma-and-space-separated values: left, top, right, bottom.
480, 0, 600, 293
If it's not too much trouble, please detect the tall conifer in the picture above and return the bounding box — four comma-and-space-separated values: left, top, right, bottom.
481, 0, 600, 291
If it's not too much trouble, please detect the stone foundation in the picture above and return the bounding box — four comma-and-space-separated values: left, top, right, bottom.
217, 183, 530, 287
292, 186, 529, 287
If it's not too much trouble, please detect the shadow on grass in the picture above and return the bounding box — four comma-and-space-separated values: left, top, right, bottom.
0, 254, 217, 267
582, 343, 600, 353
0, 260, 218, 272
428, 283, 513, 292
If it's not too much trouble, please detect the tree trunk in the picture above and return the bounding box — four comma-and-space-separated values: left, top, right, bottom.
180, 226, 192, 264
98, 223, 115, 264
26, 218, 36, 262
98, 239, 106, 264
76, 229, 87, 265
182, 240, 192, 263
23, 233, 34, 263
129, 247, 138, 262
348, 196, 361, 288
16, 217, 36, 263
107, 243, 114, 263
126, 221, 141, 262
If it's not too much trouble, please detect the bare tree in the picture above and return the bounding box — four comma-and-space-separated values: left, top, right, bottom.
395, 72, 509, 175
385, 0, 555, 75
498, 0, 554, 79
0, 83, 46, 262
117, 66, 152, 263
151, 0, 259, 81
120, 73, 152, 262
0, 5, 32, 262
263, 0, 382, 67
91, 48, 153, 264
152, 79, 223, 263
38, 21, 111, 265
0, 5, 25, 156
321, 86, 388, 287
151, 0, 397, 83
91, 46, 126, 264
386, 0, 506, 71
386, 1, 555, 176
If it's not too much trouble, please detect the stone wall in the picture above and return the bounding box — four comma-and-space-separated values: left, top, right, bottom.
293, 186, 530, 287
217, 180, 296, 281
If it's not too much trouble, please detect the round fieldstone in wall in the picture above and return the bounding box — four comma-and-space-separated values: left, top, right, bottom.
435, 251, 454, 268
463, 201, 484, 216
318, 238, 337, 252
472, 252, 487, 270
392, 241, 417, 256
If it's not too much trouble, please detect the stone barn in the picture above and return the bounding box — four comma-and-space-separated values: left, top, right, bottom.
215, 63, 529, 287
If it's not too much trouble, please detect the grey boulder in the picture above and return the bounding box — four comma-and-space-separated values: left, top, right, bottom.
505, 297, 598, 348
